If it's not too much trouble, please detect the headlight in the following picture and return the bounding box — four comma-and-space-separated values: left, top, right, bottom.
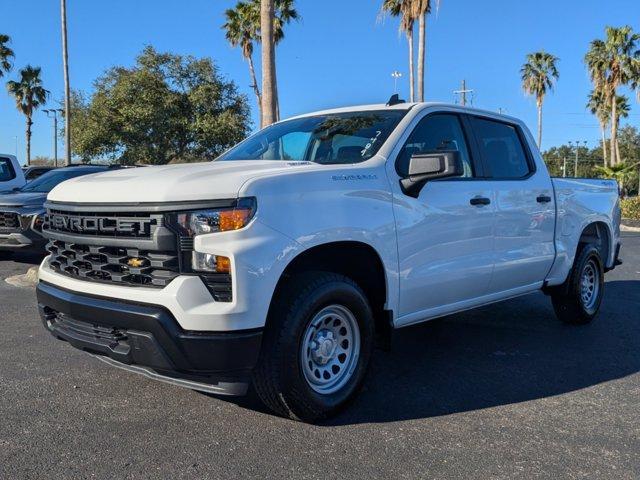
172, 197, 256, 236
168, 198, 256, 273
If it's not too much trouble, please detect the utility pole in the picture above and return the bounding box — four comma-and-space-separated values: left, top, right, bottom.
453, 80, 474, 106
570, 141, 587, 177
562, 157, 567, 178
43, 109, 64, 167
61, 0, 71, 165
391, 71, 402, 94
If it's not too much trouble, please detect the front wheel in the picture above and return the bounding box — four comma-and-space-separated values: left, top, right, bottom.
551, 244, 604, 325
253, 272, 375, 422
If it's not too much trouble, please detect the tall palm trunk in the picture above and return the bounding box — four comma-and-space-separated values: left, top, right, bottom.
246, 54, 263, 128
260, 0, 277, 127
61, 0, 71, 165
615, 139, 621, 165
610, 95, 618, 166
407, 28, 415, 102
536, 97, 543, 148
273, 47, 280, 121
417, 13, 426, 102
600, 123, 608, 167
26, 116, 32, 165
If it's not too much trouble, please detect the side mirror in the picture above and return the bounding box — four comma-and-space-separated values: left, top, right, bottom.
400, 150, 464, 197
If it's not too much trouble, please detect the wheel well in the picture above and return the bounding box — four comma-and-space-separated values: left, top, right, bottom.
270, 241, 390, 334
578, 222, 610, 265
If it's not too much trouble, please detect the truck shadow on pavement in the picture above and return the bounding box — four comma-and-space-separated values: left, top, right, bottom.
315, 280, 640, 425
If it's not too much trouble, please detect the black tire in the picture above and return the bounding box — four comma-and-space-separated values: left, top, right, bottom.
551, 244, 604, 325
253, 271, 375, 422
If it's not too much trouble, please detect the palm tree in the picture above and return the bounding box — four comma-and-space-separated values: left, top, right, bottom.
61, 0, 72, 165
6, 66, 49, 165
595, 161, 638, 196
260, 0, 277, 127
587, 89, 610, 166
521, 51, 560, 148
612, 94, 630, 163
224, 2, 262, 125
415, 0, 438, 102
381, 0, 416, 101
585, 26, 640, 166
0, 34, 14, 79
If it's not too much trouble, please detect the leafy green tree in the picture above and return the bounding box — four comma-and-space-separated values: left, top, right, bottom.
585, 26, 640, 165
0, 34, 14, 79
6, 66, 49, 165
68, 47, 251, 164
521, 51, 560, 148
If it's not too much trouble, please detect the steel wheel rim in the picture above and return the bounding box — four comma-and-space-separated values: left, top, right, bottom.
580, 259, 600, 310
300, 304, 361, 395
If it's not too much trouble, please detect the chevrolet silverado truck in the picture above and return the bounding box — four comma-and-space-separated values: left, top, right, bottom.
37, 102, 621, 422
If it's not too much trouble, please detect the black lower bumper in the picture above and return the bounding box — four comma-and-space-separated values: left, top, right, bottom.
37, 281, 263, 394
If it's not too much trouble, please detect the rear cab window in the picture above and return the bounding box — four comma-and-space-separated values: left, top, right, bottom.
0, 158, 17, 182
469, 117, 532, 179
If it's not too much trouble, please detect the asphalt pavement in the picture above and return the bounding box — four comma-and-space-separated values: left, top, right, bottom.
1, 234, 639, 479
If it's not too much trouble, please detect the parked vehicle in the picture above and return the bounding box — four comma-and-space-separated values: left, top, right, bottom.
37, 101, 622, 422
0, 165, 112, 257
0, 155, 26, 192
23, 166, 56, 182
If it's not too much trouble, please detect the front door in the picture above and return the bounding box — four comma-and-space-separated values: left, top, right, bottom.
390, 113, 496, 326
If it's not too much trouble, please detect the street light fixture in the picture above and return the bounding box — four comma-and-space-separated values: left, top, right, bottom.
391, 71, 402, 94
43, 108, 64, 167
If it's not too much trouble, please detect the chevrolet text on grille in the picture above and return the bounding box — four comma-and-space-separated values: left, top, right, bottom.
45, 213, 153, 235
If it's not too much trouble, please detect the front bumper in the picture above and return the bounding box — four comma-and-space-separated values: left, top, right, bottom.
37, 281, 263, 395
0, 230, 46, 252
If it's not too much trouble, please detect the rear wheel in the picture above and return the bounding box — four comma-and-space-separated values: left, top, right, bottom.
253, 272, 374, 422
551, 245, 604, 325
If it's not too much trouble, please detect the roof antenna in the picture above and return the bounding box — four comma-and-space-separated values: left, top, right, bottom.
386, 94, 406, 106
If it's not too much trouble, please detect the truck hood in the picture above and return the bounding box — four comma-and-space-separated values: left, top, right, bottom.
47, 160, 314, 204
0, 191, 47, 208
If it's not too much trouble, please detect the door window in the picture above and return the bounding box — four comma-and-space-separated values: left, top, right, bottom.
0, 158, 16, 182
470, 118, 532, 179
396, 114, 474, 178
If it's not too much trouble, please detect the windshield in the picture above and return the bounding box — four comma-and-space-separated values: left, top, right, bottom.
218, 110, 407, 164
20, 168, 103, 193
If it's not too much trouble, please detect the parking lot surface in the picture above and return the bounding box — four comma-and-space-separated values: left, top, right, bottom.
1, 234, 639, 479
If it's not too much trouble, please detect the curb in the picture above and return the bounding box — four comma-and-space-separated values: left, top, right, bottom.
5, 266, 39, 288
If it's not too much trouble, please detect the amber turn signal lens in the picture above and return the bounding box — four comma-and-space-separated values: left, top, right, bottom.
216, 256, 231, 274
219, 208, 252, 232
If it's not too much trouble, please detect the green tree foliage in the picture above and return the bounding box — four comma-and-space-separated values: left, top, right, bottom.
0, 34, 14, 78
69, 47, 251, 165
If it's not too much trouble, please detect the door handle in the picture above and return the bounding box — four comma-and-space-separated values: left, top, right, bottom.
536, 195, 552, 203
470, 196, 491, 206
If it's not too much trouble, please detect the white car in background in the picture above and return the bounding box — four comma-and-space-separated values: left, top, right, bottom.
0, 155, 26, 192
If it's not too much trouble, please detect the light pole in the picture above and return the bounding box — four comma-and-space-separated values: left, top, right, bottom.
391, 71, 402, 94
569, 141, 587, 178
43, 109, 64, 167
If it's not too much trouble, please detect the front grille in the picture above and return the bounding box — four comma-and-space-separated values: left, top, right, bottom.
46, 240, 180, 288
44, 308, 128, 345
44, 210, 161, 239
0, 211, 19, 230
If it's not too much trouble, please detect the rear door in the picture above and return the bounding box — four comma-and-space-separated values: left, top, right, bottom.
466, 115, 555, 293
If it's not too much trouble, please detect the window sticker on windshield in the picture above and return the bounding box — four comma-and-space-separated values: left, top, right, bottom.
360, 130, 382, 158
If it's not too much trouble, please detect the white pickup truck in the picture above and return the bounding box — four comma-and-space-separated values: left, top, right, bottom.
37, 101, 621, 422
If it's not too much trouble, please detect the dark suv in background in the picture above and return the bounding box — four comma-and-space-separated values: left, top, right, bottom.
0, 165, 113, 258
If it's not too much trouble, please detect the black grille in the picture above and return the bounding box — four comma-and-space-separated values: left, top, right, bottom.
0, 211, 19, 230
44, 210, 160, 239
44, 308, 128, 345
46, 240, 179, 288
202, 274, 233, 303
